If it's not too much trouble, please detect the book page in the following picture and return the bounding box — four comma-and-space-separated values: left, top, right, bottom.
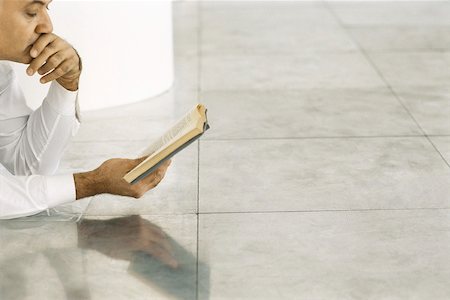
140, 107, 197, 157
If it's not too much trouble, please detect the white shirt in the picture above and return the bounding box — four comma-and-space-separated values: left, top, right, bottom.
0, 61, 81, 219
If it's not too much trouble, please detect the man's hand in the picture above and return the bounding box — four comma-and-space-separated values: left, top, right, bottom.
26, 33, 81, 91
78, 215, 178, 268
73, 157, 172, 200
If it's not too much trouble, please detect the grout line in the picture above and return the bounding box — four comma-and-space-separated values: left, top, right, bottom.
324, 2, 425, 134
203, 135, 429, 141
196, 140, 200, 300
196, 2, 202, 299
69, 134, 450, 144
324, 2, 450, 170
199, 207, 450, 215
10, 206, 450, 223
71, 134, 450, 144
425, 137, 450, 169
200, 49, 450, 57
79, 196, 96, 221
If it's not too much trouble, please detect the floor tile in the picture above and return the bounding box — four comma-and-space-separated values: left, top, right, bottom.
202, 24, 358, 56
429, 136, 450, 166
201, 89, 421, 139
368, 51, 450, 87
199, 138, 450, 213
347, 26, 450, 51
173, 1, 199, 58
73, 116, 177, 142
73, 94, 198, 142
393, 86, 450, 135
0, 214, 201, 300
79, 89, 198, 121
201, 52, 386, 91
60, 140, 199, 215
5, 201, 90, 222
199, 210, 450, 299
329, 1, 450, 26
60, 140, 153, 171
201, 2, 356, 55
201, 1, 335, 26
174, 55, 199, 92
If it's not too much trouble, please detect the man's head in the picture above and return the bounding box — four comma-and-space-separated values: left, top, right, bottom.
0, 0, 53, 63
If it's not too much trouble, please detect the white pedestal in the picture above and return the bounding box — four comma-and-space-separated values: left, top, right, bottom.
12, 0, 173, 111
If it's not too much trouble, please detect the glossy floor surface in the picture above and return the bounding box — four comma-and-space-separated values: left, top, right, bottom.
2, 1, 450, 299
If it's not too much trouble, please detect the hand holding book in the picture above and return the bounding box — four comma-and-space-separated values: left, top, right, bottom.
124, 104, 210, 185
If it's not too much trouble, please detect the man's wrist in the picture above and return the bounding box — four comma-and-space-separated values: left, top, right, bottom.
56, 78, 79, 91
73, 170, 105, 200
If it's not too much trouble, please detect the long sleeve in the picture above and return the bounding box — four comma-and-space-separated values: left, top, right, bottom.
0, 61, 81, 219
0, 161, 76, 219
0, 63, 81, 175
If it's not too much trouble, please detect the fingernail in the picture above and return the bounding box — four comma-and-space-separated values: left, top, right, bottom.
30, 49, 37, 57
27, 68, 33, 76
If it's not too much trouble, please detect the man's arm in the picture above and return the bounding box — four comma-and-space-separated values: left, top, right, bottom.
0, 33, 81, 176
0, 68, 80, 176
74, 157, 171, 200
0, 167, 75, 219
0, 157, 171, 220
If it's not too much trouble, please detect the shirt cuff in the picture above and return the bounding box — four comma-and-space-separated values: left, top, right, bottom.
45, 174, 76, 208
45, 80, 79, 116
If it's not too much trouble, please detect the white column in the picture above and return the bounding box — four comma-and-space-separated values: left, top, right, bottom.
12, 0, 174, 111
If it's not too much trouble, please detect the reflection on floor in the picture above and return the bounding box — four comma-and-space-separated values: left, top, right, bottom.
2, 1, 450, 299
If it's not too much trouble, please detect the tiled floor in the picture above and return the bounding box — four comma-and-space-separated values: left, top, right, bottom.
1, 1, 450, 299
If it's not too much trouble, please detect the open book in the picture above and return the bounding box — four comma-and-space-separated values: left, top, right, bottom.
123, 104, 210, 184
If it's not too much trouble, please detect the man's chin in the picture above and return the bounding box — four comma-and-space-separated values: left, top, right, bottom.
3, 53, 32, 64
15, 53, 32, 64
17, 46, 33, 64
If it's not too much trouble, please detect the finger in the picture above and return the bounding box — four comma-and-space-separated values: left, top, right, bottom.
30, 33, 57, 58
156, 159, 172, 172
134, 158, 170, 189
151, 165, 169, 186
134, 156, 148, 164
40, 60, 73, 84
163, 159, 172, 169
140, 164, 165, 186
27, 41, 60, 76
143, 242, 178, 269
37, 48, 72, 75
142, 228, 174, 255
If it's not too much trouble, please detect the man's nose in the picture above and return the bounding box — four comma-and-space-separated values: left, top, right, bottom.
35, 12, 53, 34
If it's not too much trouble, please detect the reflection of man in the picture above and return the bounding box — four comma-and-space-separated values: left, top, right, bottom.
0, 0, 171, 219
0, 215, 182, 299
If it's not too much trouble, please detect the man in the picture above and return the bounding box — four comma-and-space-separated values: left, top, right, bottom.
0, 0, 171, 219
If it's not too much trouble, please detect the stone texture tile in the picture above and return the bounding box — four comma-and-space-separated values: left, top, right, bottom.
367, 51, 450, 87
329, 1, 450, 26
173, 55, 199, 92
201, 1, 334, 24
430, 136, 450, 167
201, 1, 356, 55
199, 138, 450, 213
393, 86, 450, 135
347, 26, 450, 51
79, 89, 198, 121
173, 1, 199, 58
201, 52, 386, 91
73, 92, 198, 142
199, 210, 450, 299
0, 214, 200, 300
201, 89, 421, 139
60, 140, 198, 215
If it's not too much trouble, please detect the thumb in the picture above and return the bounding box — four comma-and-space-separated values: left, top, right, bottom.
134, 156, 148, 164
